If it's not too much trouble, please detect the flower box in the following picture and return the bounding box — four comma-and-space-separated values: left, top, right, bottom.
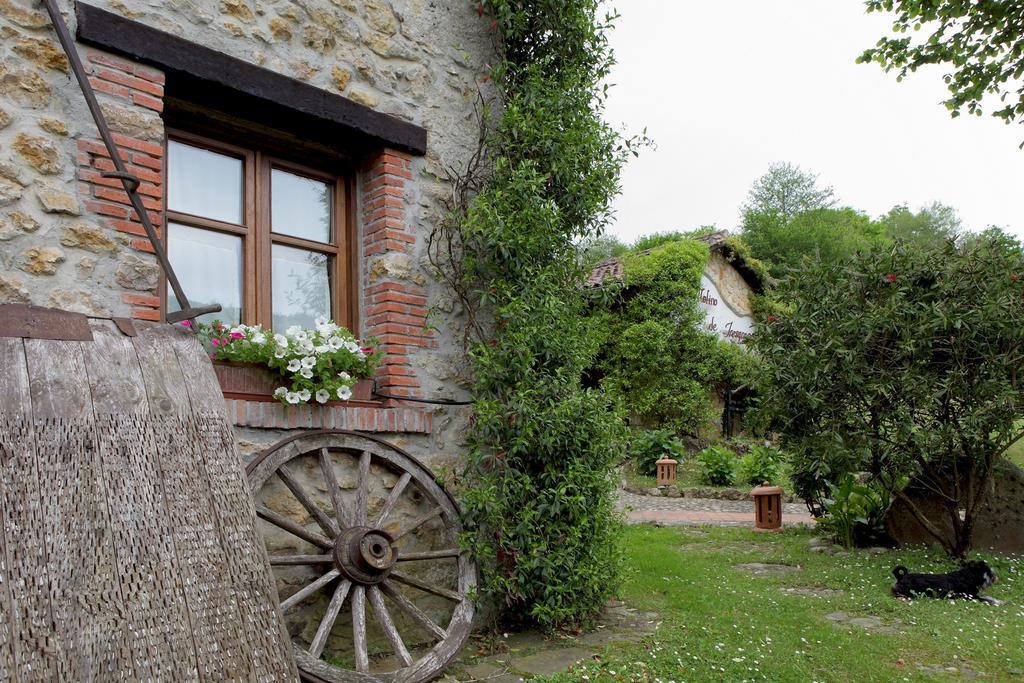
213, 361, 376, 404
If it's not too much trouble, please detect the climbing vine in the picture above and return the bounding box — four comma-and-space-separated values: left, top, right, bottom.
429, 1, 639, 628
589, 239, 759, 434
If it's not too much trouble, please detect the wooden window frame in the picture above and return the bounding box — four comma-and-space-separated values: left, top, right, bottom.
162, 129, 358, 333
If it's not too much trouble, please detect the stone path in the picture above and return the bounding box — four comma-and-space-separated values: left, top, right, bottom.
442, 600, 659, 682
617, 490, 815, 527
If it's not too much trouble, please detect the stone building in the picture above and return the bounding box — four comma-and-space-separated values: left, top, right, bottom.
0, 0, 494, 468
587, 230, 763, 436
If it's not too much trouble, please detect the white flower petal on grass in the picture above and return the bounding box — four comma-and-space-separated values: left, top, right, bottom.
298, 389, 311, 401
285, 392, 301, 404
287, 359, 302, 372
336, 385, 352, 400
315, 389, 330, 404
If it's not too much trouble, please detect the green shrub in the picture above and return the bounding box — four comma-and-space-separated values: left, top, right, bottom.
818, 474, 892, 548
629, 428, 686, 476
736, 444, 782, 486
697, 445, 736, 486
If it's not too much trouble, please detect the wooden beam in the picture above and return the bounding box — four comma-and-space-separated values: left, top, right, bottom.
75, 3, 427, 156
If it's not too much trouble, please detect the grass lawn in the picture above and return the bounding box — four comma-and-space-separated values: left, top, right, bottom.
541, 525, 1024, 682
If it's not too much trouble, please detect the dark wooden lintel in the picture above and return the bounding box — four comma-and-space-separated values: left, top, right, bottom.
75, 2, 427, 156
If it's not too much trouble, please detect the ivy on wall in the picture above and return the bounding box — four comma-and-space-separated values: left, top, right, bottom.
589, 239, 760, 434
429, 1, 642, 628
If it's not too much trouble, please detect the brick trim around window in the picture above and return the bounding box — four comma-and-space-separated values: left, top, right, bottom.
361, 150, 435, 399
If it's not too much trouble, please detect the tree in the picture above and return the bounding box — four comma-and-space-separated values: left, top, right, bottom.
752, 236, 1024, 556
859, 1, 1024, 141
578, 234, 628, 267
742, 206, 886, 276
880, 202, 961, 248
743, 162, 835, 220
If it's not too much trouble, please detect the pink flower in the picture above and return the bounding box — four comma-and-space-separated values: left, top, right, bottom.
180, 320, 191, 327
361, 347, 374, 353
884, 273, 898, 283
210, 338, 220, 347
230, 332, 244, 339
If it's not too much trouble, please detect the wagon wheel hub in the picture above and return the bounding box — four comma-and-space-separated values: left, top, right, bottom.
334, 527, 397, 585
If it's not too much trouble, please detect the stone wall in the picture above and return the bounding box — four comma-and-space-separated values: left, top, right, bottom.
0, 0, 495, 470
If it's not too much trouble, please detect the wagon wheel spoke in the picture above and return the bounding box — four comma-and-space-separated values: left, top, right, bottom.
368, 585, 413, 667
256, 505, 333, 549
319, 448, 351, 529
352, 585, 369, 673
380, 580, 447, 640
389, 570, 462, 603
395, 548, 460, 562
277, 464, 340, 537
356, 451, 370, 526
374, 471, 411, 527
268, 554, 333, 566
393, 507, 442, 541
280, 568, 341, 613
309, 579, 352, 658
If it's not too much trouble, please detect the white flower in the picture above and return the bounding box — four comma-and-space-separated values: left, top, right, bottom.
336, 385, 352, 400
230, 325, 246, 336
273, 333, 288, 347
274, 349, 286, 359
287, 359, 302, 372
315, 389, 330, 404
317, 319, 338, 336
251, 332, 266, 345
301, 356, 316, 369
328, 335, 345, 350
273, 387, 287, 398
285, 325, 302, 338
337, 371, 351, 381
285, 392, 301, 404
300, 339, 314, 352
297, 389, 311, 402
314, 316, 328, 327
299, 368, 313, 379
314, 344, 330, 354
344, 340, 360, 353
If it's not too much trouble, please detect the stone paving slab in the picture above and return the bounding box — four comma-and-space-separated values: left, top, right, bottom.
617, 490, 815, 527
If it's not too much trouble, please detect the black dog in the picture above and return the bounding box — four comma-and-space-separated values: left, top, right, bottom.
891, 560, 1003, 604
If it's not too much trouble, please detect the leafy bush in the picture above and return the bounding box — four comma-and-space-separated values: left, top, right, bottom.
818, 474, 892, 548
752, 233, 1024, 555
697, 445, 736, 486
629, 428, 686, 477
192, 318, 380, 405
736, 444, 782, 486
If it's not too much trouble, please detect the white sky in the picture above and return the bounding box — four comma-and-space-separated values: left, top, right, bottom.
603, 0, 1024, 244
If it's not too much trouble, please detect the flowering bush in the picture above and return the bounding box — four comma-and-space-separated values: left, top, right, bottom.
188, 317, 382, 405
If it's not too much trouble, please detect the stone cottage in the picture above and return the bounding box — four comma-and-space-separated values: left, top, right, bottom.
588, 230, 763, 436
1, 0, 496, 678
0, 0, 493, 466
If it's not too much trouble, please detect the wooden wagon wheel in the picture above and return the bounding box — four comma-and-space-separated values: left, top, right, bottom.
246, 430, 476, 682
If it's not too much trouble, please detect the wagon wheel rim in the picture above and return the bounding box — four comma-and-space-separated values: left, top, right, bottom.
247, 430, 476, 683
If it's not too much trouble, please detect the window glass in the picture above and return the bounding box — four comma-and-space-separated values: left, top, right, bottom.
167, 140, 243, 224
271, 168, 332, 243
272, 244, 331, 330
167, 222, 243, 325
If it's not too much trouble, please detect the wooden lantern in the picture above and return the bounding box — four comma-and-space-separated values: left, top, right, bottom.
656, 457, 678, 486
751, 481, 784, 531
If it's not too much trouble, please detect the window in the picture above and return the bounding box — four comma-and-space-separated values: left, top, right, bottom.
164, 132, 354, 331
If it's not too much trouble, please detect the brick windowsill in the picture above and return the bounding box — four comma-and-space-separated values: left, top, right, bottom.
214, 361, 432, 433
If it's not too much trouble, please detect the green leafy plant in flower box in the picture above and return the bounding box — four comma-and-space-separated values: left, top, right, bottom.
189, 317, 382, 406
